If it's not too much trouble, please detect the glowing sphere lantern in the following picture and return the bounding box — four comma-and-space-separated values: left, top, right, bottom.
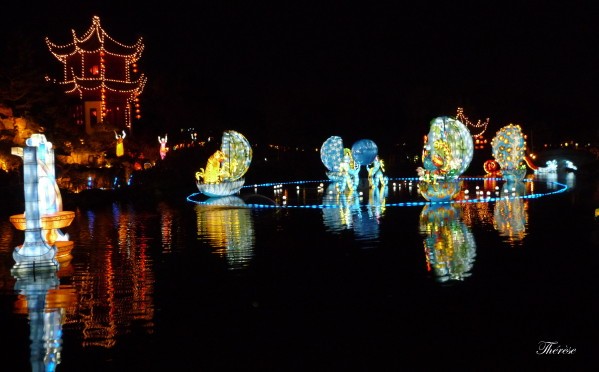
423, 116, 474, 179
417, 116, 473, 202
491, 124, 527, 182
351, 139, 378, 166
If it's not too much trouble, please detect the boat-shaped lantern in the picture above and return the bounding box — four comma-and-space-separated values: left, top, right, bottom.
196, 130, 252, 197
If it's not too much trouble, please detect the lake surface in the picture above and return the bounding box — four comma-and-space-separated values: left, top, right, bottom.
1, 172, 597, 371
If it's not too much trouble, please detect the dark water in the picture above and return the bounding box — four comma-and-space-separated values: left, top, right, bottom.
1, 173, 598, 371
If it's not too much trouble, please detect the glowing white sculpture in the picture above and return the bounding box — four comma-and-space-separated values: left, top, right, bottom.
10, 134, 75, 272
534, 160, 558, 174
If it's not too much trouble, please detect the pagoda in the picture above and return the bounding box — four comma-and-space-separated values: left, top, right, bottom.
46, 16, 147, 135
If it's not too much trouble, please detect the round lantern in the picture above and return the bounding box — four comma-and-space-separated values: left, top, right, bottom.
351, 139, 378, 166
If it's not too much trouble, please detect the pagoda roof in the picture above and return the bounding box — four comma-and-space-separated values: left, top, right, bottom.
60, 74, 148, 96
46, 16, 144, 63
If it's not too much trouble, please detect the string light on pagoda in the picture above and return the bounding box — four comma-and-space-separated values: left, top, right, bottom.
45, 15, 146, 132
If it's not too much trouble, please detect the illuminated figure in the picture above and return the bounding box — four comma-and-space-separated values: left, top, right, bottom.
367, 155, 388, 188
336, 152, 353, 192
491, 123, 527, 182
9, 134, 75, 273
417, 116, 473, 201
158, 135, 168, 160
345, 148, 360, 190
196, 130, 252, 197
196, 149, 227, 184
335, 148, 360, 192
115, 130, 126, 157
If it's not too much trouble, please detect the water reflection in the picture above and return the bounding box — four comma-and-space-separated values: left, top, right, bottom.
159, 202, 175, 253
0, 174, 578, 369
535, 172, 558, 189
419, 203, 477, 282
321, 184, 387, 246
12, 268, 76, 372
68, 205, 156, 348
494, 182, 528, 245
194, 196, 255, 269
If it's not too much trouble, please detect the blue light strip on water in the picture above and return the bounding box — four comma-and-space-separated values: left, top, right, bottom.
186, 177, 569, 208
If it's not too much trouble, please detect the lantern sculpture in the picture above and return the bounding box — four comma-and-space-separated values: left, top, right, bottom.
320, 136, 360, 192
158, 135, 168, 160
115, 130, 126, 157
416, 116, 474, 201
483, 159, 501, 176
9, 134, 75, 273
196, 130, 252, 197
491, 124, 527, 182
366, 154, 388, 189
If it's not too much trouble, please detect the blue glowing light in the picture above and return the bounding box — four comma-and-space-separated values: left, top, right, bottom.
187, 177, 568, 209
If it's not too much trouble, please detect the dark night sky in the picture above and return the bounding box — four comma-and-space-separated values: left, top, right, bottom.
2, 2, 598, 148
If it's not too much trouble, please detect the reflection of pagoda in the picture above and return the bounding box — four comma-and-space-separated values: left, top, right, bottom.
46, 16, 147, 135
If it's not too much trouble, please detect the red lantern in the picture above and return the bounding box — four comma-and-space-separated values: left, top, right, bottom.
483, 160, 499, 174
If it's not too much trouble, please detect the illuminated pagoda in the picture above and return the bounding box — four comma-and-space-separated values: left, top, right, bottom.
46, 15, 147, 135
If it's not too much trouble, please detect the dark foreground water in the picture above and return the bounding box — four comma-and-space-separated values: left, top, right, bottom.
1, 172, 598, 371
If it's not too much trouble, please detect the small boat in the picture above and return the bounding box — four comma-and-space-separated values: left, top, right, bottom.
197, 179, 246, 198
196, 130, 252, 197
